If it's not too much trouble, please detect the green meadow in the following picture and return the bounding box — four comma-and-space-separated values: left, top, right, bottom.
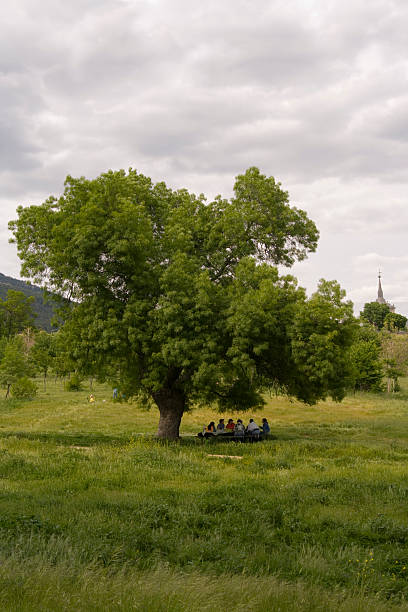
1, 381, 408, 611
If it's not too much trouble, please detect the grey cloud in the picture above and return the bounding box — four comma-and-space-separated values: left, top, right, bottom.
372, 99, 408, 142
1, 0, 408, 315
0, 122, 40, 171
3, 0, 407, 190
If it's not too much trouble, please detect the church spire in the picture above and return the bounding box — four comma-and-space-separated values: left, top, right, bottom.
375, 270, 395, 312
377, 269, 385, 303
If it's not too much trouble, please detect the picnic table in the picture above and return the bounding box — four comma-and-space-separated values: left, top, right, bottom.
197, 430, 266, 442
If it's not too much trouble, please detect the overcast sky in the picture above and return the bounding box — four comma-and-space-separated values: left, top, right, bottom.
1, 0, 408, 314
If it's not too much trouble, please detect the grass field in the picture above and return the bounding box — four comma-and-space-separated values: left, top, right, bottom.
1, 379, 408, 610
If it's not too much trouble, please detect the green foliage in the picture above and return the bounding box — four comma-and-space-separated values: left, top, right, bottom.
10, 376, 37, 399
384, 312, 408, 331
0, 337, 7, 362
0, 289, 36, 339
0, 273, 57, 332
30, 330, 56, 389
290, 280, 357, 402
231, 167, 319, 266
52, 330, 76, 379
64, 373, 83, 391
10, 168, 356, 437
0, 272, 57, 331
360, 302, 390, 329
381, 331, 408, 392
349, 325, 384, 392
0, 336, 33, 398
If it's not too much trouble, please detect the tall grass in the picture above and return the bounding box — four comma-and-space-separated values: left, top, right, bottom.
1, 561, 405, 612
1, 379, 408, 609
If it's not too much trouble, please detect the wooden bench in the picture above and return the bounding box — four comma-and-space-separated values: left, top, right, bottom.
197, 431, 266, 442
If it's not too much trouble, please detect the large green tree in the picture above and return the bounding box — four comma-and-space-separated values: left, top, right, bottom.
10, 167, 355, 439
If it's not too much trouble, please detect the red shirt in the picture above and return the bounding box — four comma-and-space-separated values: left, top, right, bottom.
226, 422, 235, 430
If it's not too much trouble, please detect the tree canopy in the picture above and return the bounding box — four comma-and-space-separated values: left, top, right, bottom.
349, 325, 383, 392
0, 290, 36, 339
384, 312, 407, 332
360, 302, 390, 329
0, 335, 33, 399
10, 167, 356, 438
30, 330, 56, 390
381, 331, 408, 392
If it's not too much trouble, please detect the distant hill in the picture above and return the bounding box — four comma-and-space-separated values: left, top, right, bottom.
0, 272, 58, 331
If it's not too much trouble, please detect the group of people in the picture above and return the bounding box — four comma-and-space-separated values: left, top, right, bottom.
202, 417, 270, 437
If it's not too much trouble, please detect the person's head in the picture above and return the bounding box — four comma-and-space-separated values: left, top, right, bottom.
249, 418, 254, 423
219, 419, 224, 423
262, 418, 268, 423
228, 418, 233, 423
237, 419, 242, 424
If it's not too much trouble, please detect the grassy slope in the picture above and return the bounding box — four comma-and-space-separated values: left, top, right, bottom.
1, 380, 408, 610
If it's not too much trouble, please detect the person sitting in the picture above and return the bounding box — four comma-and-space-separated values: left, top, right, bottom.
216, 419, 225, 432
225, 418, 235, 431
246, 418, 261, 436
234, 419, 245, 438
246, 419, 261, 436
198, 421, 217, 439
261, 418, 271, 435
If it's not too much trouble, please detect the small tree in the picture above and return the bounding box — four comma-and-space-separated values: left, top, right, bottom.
290, 280, 357, 402
11, 377, 37, 399
349, 325, 383, 392
0, 290, 36, 339
64, 373, 83, 392
381, 331, 408, 392
0, 336, 33, 398
30, 331, 56, 390
52, 330, 76, 384
384, 312, 407, 332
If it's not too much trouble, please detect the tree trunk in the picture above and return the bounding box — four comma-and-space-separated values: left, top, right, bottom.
153, 387, 186, 440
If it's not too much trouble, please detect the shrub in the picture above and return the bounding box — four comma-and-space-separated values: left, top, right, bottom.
64, 373, 83, 392
11, 377, 37, 400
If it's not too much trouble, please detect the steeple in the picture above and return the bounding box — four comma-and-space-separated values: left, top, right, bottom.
375, 270, 395, 312
376, 269, 386, 304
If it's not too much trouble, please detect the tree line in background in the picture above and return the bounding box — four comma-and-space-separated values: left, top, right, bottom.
360, 301, 407, 332
351, 301, 408, 394
6, 167, 408, 437
1, 288, 407, 402
0, 271, 57, 331
0, 289, 71, 399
